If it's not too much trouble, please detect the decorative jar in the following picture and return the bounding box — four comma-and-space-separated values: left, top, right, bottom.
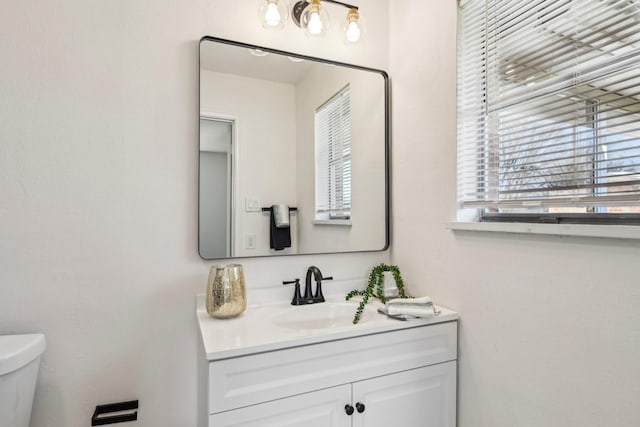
206, 264, 246, 318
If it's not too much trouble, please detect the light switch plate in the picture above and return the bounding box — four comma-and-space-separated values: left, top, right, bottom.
245, 197, 260, 212
245, 233, 256, 249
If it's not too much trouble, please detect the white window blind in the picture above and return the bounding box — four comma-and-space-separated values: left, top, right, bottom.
315, 85, 352, 220
458, 0, 640, 214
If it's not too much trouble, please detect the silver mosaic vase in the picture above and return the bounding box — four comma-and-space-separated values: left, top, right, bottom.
206, 264, 246, 318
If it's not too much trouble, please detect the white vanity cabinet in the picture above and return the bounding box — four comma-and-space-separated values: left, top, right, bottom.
201, 320, 457, 427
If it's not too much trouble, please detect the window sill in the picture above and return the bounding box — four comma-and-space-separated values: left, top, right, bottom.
312, 219, 352, 226
447, 221, 640, 240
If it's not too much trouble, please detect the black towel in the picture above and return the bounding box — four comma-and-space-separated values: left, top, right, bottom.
269, 208, 291, 250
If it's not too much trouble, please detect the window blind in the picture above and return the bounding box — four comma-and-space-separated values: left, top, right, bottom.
315, 85, 352, 219
457, 0, 640, 213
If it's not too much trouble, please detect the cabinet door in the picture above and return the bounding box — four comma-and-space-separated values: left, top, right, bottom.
352, 361, 456, 427
210, 384, 352, 427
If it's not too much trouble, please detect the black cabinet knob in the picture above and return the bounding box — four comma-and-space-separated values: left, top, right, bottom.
356, 402, 365, 413
345, 404, 354, 415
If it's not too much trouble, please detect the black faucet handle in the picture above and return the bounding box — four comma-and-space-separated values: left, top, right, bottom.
313, 274, 333, 303
283, 279, 305, 306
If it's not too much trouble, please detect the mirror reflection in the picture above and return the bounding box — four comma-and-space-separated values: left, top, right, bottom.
199, 37, 388, 259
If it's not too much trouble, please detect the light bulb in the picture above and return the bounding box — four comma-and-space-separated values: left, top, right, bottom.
249, 49, 269, 57
258, 0, 287, 30
300, 0, 328, 37
264, 2, 281, 27
346, 21, 361, 42
307, 11, 323, 35
343, 8, 363, 44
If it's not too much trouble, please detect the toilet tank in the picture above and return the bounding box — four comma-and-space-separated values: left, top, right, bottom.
0, 334, 46, 427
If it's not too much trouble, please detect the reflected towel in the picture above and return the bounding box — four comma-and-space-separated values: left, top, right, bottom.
272, 204, 290, 228
269, 207, 291, 251
385, 296, 438, 318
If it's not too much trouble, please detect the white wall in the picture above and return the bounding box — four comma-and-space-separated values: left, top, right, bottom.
201, 70, 299, 256
389, 1, 640, 427
0, 1, 389, 426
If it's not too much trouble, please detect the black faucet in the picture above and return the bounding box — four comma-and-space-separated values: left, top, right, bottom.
283, 266, 333, 305
304, 266, 332, 304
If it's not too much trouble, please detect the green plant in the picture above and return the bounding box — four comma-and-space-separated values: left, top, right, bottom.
346, 263, 409, 324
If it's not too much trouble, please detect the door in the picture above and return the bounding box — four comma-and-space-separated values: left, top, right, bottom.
210, 384, 352, 427
351, 362, 456, 427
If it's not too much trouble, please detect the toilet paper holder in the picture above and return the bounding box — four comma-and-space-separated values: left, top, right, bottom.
91, 400, 138, 425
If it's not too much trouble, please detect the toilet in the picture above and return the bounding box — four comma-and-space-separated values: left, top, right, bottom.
0, 334, 46, 427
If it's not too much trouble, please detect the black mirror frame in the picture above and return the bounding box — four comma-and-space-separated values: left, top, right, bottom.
198, 36, 390, 260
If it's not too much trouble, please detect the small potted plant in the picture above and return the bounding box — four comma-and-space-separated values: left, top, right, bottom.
346, 263, 409, 324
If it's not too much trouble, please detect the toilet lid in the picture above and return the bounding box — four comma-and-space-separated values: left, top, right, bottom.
0, 334, 46, 376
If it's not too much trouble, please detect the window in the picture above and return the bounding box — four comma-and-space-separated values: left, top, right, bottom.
457, 0, 640, 224
315, 85, 352, 221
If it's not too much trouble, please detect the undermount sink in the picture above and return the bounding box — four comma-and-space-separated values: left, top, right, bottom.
271, 302, 375, 330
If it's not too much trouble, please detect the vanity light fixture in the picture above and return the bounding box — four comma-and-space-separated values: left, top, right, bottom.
258, 0, 363, 44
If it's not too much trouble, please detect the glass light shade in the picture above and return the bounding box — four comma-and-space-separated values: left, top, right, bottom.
300, 0, 329, 37
342, 8, 364, 44
258, 0, 288, 30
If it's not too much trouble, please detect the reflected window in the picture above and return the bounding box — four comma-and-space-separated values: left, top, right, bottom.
315, 85, 352, 221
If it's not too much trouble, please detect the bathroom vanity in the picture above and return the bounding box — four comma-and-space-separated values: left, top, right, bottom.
197, 294, 458, 427
197, 37, 455, 425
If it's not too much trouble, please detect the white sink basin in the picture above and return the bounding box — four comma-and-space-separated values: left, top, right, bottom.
272, 302, 375, 330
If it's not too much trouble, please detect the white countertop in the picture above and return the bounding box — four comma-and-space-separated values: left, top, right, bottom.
197, 293, 458, 361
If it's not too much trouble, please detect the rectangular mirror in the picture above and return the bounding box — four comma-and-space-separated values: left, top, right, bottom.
199, 37, 389, 259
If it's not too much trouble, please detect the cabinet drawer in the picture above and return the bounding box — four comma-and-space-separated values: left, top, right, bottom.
209, 321, 457, 413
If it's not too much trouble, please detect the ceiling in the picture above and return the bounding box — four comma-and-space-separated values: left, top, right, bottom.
200, 40, 314, 85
